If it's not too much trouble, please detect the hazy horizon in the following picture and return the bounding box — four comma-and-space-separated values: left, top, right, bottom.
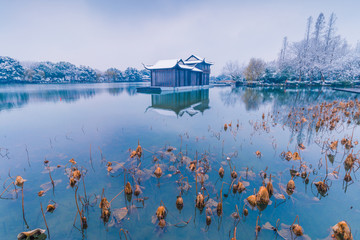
0, 0, 359, 75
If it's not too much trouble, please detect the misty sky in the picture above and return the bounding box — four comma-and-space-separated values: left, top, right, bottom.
0, 0, 359, 74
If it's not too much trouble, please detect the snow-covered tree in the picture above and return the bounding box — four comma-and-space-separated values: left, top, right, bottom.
0, 57, 24, 82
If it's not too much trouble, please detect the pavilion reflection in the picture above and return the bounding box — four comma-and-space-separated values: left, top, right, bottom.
147, 89, 210, 117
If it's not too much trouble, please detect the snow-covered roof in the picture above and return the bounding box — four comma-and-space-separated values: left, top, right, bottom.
144, 59, 203, 72
145, 59, 179, 69
184, 55, 213, 65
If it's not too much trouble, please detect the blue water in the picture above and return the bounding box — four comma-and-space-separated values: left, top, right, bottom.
0, 83, 359, 239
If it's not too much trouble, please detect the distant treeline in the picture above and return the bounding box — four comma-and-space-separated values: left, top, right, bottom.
219, 12, 360, 84
0, 56, 150, 83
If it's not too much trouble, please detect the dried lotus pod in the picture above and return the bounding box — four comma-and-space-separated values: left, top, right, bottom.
69, 158, 76, 164
189, 162, 196, 171
314, 180, 329, 196
73, 170, 81, 180
46, 204, 56, 213
224, 124, 228, 131
330, 141, 338, 150
243, 207, 248, 216
255, 151, 262, 157
69, 177, 76, 187
237, 181, 246, 193
158, 219, 166, 228
286, 177, 295, 194
266, 175, 273, 197
134, 184, 141, 196
231, 170, 238, 179
218, 166, 224, 178
125, 182, 132, 195
15, 176, 26, 187
136, 142, 142, 158
292, 224, 303, 236
206, 215, 212, 225
176, 196, 183, 210
38, 191, 45, 197
332, 221, 353, 240
154, 166, 162, 178
292, 152, 301, 160
285, 151, 293, 161
156, 205, 166, 219
196, 193, 205, 210
291, 215, 303, 236
344, 154, 355, 171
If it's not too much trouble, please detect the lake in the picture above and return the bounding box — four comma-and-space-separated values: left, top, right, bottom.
0, 83, 359, 239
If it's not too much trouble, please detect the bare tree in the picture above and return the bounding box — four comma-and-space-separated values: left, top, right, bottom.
222, 61, 243, 81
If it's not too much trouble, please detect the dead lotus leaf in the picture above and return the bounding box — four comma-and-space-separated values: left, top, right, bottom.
112, 207, 128, 222
330, 141, 338, 150
332, 221, 353, 240
292, 152, 301, 160
17, 228, 46, 240
247, 194, 256, 207
255, 186, 269, 206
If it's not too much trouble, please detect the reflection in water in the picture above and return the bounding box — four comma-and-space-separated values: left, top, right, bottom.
221, 86, 359, 146
146, 89, 210, 117
221, 86, 357, 111
0, 83, 144, 111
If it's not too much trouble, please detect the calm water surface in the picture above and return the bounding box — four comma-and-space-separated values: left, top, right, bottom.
0, 83, 359, 239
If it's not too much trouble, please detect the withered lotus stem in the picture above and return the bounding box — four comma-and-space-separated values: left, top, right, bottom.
81, 216, 88, 229
216, 202, 223, 216
266, 181, 273, 197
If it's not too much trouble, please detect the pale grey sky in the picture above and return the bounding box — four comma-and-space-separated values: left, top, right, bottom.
0, 0, 359, 74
